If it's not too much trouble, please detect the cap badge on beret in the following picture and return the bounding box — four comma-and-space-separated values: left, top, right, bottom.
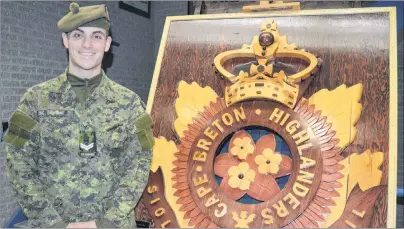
69, 2, 80, 14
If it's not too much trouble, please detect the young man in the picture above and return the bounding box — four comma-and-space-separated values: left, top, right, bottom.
4, 3, 154, 228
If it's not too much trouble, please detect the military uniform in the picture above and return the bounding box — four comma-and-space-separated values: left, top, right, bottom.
4, 3, 154, 228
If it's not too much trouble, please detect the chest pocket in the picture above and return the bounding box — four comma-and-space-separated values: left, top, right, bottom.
100, 122, 128, 154
38, 109, 79, 157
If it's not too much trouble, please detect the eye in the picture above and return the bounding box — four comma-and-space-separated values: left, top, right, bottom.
94, 34, 103, 40
72, 32, 83, 39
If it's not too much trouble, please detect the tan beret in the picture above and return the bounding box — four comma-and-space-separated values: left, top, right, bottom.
57, 2, 110, 33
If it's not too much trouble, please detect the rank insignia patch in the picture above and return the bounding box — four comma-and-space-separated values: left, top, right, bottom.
79, 128, 97, 158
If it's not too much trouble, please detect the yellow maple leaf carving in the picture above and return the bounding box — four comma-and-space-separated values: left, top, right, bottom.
174, 81, 218, 138
348, 150, 384, 194
150, 137, 190, 227
307, 84, 363, 149
321, 150, 384, 228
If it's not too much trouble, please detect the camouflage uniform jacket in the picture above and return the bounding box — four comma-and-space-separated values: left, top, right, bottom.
4, 69, 154, 228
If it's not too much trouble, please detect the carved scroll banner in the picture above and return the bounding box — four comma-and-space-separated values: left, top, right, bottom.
137, 8, 398, 228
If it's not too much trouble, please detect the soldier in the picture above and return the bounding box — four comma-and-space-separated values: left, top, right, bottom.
4, 2, 154, 228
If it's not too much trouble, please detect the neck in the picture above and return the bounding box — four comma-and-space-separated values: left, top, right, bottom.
68, 62, 102, 79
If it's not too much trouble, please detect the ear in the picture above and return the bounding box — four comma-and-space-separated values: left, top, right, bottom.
62, 33, 69, 49
104, 36, 112, 52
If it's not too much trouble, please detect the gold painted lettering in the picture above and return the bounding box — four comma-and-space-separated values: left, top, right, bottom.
345, 220, 357, 228
269, 108, 284, 124
205, 195, 220, 207
204, 127, 218, 141
150, 197, 160, 205
293, 130, 310, 145
293, 182, 309, 197
147, 185, 158, 194
193, 151, 207, 162
233, 107, 246, 122
272, 200, 289, 217
222, 113, 234, 126
214, 203, 227, 218
297, 170, 314, 184
300, 156, 316, 169
155, 207, 165, 217
352, 209, 366, 218
212, 119, 224, 133
197, 139, 211, 151
261, 208, 274, 225
285, 120, 300, 135
280, 113, 290, 126
283, 193, 300, 209
193, 174, 208, 187
161, 220, 171, 228
197, 187, 212, 198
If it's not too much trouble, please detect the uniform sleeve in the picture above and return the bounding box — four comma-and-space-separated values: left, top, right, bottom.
4, 90, 68, 228
96, 95, 154, 228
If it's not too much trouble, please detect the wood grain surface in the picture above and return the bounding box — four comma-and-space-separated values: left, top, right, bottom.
137, 12, 391, 227
141, 168, 180, 228
329, 185, 387, 228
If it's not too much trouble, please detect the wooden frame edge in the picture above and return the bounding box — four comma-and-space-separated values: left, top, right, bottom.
164, 6, 394, 22
146, 17, 171, 113
388, 6, 398, 229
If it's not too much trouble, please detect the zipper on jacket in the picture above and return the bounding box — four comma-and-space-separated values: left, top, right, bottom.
80, 80, 89, 220
85, 80, 89, 102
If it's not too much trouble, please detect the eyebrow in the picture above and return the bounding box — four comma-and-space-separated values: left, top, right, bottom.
74, 28, 106, 36
93, 31, 106, 36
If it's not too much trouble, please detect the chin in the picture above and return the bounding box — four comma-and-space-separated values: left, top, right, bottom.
71, 57, 102, 71
79, 65, 98, 70
76, 61, 101, 70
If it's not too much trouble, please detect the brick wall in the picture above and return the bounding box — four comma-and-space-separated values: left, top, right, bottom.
0, 2, 67, 224
0, 1, 155, 226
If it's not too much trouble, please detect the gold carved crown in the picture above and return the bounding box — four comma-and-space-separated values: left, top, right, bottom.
214, 20, 319, 108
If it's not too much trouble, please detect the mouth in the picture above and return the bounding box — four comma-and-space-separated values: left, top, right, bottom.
78, 51, 96, 56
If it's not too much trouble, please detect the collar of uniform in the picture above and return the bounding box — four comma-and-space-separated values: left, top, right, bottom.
91, 70, 116, 102
50, 68, 116, 104
67, 71, 103, 88
47, 69, 75, 107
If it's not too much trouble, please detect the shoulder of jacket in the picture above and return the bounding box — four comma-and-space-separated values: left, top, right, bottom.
25, 76, 64, 98
106, 79, 143, 103
108, 80, 135, 95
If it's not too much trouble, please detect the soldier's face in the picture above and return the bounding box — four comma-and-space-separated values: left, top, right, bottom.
62, 27, 112, 74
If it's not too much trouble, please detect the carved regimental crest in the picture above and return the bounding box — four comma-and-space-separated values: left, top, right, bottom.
143, 20, 386, 228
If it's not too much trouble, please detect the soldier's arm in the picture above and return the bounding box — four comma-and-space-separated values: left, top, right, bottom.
96, 95, 154, 228
4, 89, 68, 228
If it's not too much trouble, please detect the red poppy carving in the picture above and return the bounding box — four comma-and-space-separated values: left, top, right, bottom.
214, 130, 292, 201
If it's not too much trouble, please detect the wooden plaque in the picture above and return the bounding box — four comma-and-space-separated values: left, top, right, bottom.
138, 7, 398, 228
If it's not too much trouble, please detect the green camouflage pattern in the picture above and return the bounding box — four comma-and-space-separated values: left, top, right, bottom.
3, 111, 37, 148
5, 69, 153, 228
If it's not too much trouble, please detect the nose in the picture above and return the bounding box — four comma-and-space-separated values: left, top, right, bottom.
82, 36, 93, 48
